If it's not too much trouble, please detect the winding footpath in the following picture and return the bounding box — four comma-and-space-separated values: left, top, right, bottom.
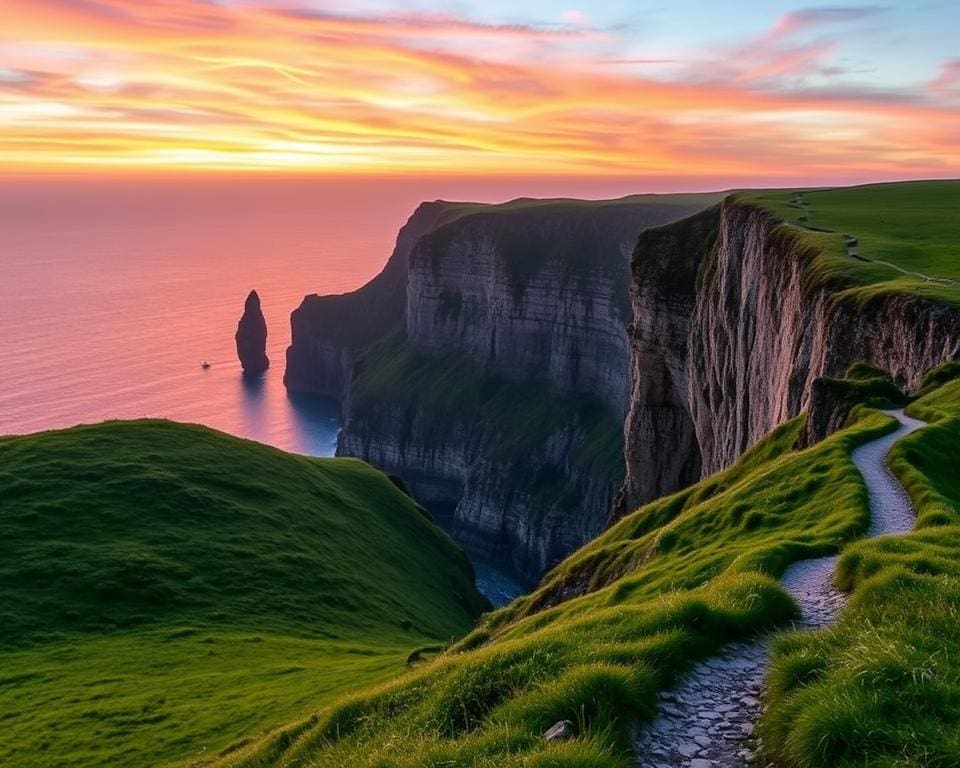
633, 410, 926, 768
791, 192, 957, 287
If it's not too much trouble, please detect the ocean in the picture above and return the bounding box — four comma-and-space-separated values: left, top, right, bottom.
0, 173, 563, 602
0, 176, 413, 450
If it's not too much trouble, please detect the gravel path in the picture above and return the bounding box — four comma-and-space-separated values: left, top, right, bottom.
633, 410, 925, 768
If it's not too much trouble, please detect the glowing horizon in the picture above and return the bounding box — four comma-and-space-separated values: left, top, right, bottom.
2, 1, 959, 182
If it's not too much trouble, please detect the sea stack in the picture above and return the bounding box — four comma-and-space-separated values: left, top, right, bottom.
236, 290, 269, 375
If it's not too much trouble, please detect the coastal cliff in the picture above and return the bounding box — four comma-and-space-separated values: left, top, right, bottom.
283, 201, 452, 400
622, 197, 960, 513
286, 195, 718, 578
405, 205, 648, 415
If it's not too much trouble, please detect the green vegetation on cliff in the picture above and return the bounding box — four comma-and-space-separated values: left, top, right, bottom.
740, 180, 960, 306
0, 420, 486, 768
211, 402, 905, 768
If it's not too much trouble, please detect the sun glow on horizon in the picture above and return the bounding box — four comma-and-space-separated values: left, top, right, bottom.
1, 1, 959, 181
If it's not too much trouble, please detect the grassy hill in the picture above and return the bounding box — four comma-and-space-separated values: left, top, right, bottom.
0, 420, 487, 768
209, 402, 912, 765
740, 180, 960, 307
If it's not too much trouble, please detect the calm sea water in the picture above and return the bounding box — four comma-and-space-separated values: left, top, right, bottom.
0, 174, 567, 603
0, 176, 414, 450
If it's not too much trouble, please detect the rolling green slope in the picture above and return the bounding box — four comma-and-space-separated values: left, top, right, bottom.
210, 404, 905, 768
0, 420, 487, 768
740, 180, 960, 307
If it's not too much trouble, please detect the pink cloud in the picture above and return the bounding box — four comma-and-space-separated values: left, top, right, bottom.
929, 59, 960, 99
561, 10, 589, 26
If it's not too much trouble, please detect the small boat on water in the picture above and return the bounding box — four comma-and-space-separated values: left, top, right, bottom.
201, 361, 211, 369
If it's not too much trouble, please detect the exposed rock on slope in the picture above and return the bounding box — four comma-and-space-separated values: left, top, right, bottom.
801, 364, 906, 447
235, 290, 269, 374
622, 198, 960, 513
286, 195, 718, 579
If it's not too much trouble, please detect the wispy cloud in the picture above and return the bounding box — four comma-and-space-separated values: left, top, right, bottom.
0, 0, 956, 179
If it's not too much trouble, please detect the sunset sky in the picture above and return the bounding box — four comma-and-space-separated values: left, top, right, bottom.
2, 1, 959, 183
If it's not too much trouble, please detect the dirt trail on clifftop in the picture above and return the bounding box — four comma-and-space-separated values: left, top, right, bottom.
632, 410, 926, 768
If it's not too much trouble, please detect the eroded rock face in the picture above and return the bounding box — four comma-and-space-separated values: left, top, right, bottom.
235, 290, 269, 375
622, 199, 960, 514
406, 208, 640, 416
339, 395, 622, 578
618, 206, 717, 515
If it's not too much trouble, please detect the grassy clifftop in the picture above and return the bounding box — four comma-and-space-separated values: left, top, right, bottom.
739, 180, 960, 307
0, 420, 486, 767
762, 374, 960, 767
210, 403, 903, 767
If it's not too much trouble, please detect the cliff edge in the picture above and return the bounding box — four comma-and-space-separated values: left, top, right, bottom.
623, 185, 960, 513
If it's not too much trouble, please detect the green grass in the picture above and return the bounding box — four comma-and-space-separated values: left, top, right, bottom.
0, 420, 487, 768
761, 378, 960, 767
430, 192, 728, 229
210, 405, 899, 768
738, 180, 960, 307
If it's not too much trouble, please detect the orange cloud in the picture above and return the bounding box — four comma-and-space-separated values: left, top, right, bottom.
0, 0, 957, 178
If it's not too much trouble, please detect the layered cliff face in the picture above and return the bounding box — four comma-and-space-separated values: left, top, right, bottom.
405, 204, 692, 415
623, 198, 960, 513
287, 194, 718, 579
339, 337, 624, 577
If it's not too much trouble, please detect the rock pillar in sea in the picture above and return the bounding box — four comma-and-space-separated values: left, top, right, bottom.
236, 290, 269, 375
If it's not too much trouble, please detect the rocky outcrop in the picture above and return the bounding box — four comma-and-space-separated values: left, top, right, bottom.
235, 290, 269, 375
286, 194, 716, 579
622, 198, 960, 514
802, 365, 907, 447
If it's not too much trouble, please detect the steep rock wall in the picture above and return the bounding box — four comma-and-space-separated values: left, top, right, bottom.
620, 207, 718, 512
623, 199, 960, 513
339, 389, 621, 578
405, 206, 667, 416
